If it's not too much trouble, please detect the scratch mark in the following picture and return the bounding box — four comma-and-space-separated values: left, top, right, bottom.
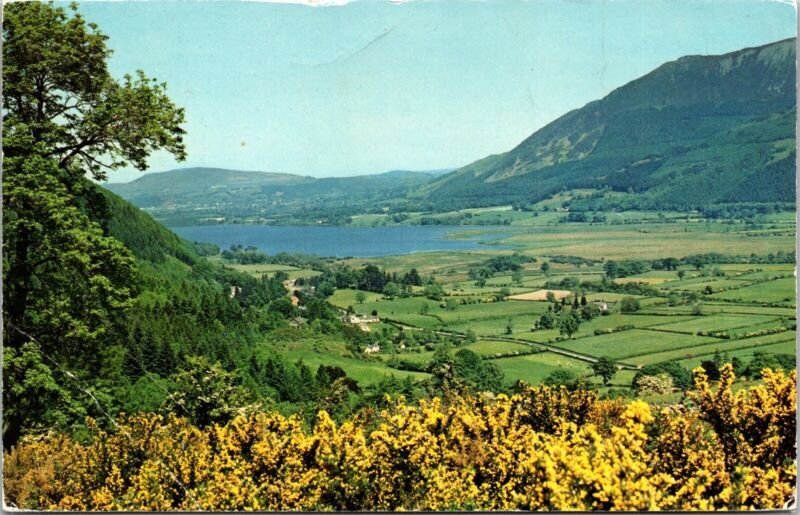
312, 27, 395, 67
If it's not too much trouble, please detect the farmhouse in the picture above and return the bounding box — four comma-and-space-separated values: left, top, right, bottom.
363, 343, 381, 354
595, 302, 610, 313
345, 313, 380, 325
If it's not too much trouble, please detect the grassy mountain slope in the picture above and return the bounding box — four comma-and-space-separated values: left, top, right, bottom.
423, 38, 796, 209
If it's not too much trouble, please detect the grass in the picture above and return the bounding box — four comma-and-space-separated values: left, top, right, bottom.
329, 289, 384, 308
628, 331, 796, 366
708, 277, 796, 304
550, 329, 719, 361
492, 352, 592, 385
495, 224, 796, 260
463, 340, 534, 356
215, 260, 322, 280
676, 338, 796, 370
651, 314, 778, 334
262, 333, 431, 385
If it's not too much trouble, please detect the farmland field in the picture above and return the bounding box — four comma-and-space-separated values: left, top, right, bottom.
549, 329, 720, 361
651, 314, 780, 334
492, 352, 591, 385
708, 277, 796, 303
629, 331, 797, 366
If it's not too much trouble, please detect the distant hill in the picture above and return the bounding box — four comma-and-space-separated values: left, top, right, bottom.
105, 167, 449, 225
420, 38, 796, 210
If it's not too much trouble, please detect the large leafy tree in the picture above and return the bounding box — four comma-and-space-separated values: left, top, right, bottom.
3, 2, 186, 446
3, 2, 186, 179
3, 1, 186, 347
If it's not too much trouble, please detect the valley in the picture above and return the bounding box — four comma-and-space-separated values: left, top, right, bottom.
4, 1, 796, 508
199, 190, 796, 401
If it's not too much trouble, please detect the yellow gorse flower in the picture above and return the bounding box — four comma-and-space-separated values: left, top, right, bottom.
3, 369, 796, 511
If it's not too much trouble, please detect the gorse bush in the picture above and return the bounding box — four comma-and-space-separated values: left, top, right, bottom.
4, 366, 795, 511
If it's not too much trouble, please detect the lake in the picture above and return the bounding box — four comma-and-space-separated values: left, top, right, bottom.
171, 225, 511, 258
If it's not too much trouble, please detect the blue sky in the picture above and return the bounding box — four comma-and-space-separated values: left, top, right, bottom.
75, 0, 796, 183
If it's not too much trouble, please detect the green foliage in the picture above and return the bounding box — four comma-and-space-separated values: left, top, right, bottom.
2, 342, 86, 447
556, 311, 581, 339
3, 2, 186, 181
161, 356, 256, 428
543, 370, 579, 389
620, 296, 641, 313
634, 362, 693, 390
591, 357, 617, 385
3, 154, 136, 371
742, 351, 797, 379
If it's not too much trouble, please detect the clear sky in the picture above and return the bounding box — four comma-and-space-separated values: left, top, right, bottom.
73, 0, 796, 183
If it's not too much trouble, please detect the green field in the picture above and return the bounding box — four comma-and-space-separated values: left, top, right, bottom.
492, 352, 591, 385
676, 339, 796, 370
550, 329, 719, 361
651, 314, 779, 334
463, 340, 535, 356
260, 334, 431, 384
629, 331, 796, 366
708, 277, 796, 304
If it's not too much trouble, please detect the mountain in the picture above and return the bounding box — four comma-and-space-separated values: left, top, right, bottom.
106, 167, 449, 225
420, 38, 796, 209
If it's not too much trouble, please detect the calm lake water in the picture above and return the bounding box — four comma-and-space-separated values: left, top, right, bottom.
172, 225, 511, 258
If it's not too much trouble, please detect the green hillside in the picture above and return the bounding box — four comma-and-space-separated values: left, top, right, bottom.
106, 167, 449, 225
421, 38, 796, 210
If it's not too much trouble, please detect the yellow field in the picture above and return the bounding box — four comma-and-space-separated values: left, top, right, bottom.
508, 289, 574, 301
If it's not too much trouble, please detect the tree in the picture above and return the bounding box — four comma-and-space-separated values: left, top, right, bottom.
620, 296, 640, 313
3, 342, 85, 448
355, 291, 367, 304
536, 311, 556, 330
3, 2, 185, 355
557, 311, 581, 339
402, 268, 422, 286
546, 291, 557, 303
4, 156, 136, 367
543, 369, 578, 388
540, 262, 551, 275
3, 2, 186, 179
505, 319, 514, 335
161, 356, 255, 428
677, 270, 686, 280
603, 261, 619, 279
423, 282, 445, 301
511, 270, 524, 285
591, 357, 617, 385
451, 349, 503, 393
580, 303, 601, 321
382, 282, 401, 299
419, 303, 430, 315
